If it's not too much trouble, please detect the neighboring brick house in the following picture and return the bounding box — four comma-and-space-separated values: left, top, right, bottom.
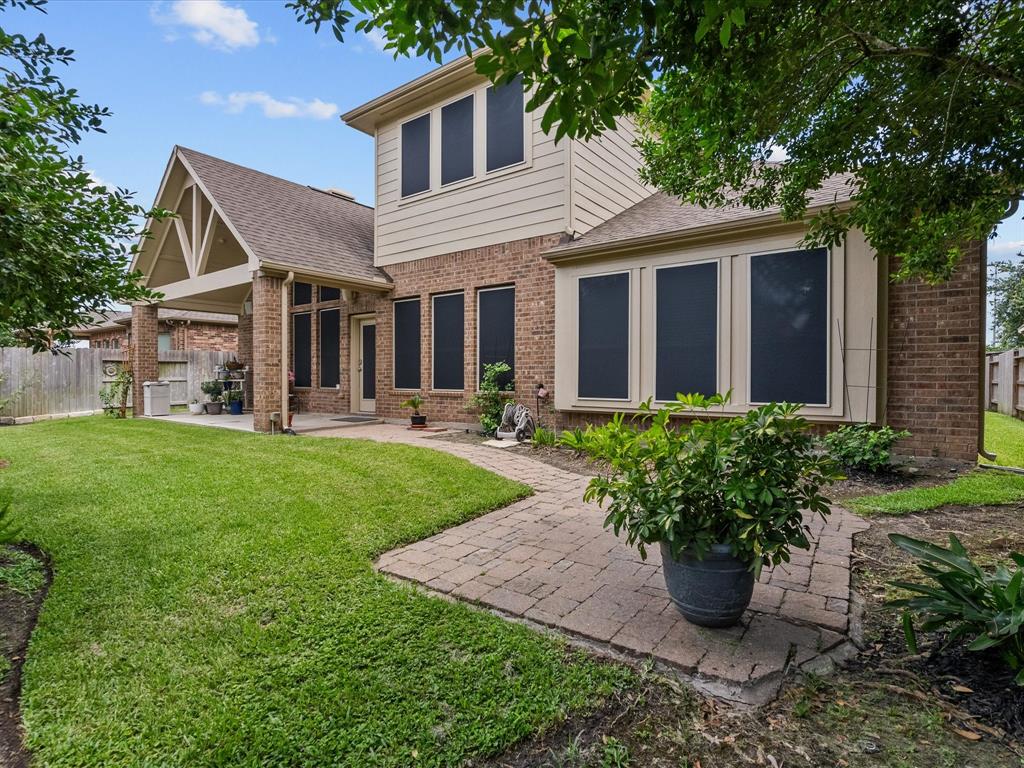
127, 55, 986, 461
73, 310, 238, 352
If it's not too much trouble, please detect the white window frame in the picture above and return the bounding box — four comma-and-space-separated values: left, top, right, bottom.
398, 111, 432, 200
431, 290, 465, 392
575, 270, 633, 403
651, 259, 722, 404
476, 284, 515, 390
440, 92, 476, 188
392, 296, 422, 392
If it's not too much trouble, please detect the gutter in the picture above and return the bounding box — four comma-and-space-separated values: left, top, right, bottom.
258, 262, 393, 294
281, 271, 295, 435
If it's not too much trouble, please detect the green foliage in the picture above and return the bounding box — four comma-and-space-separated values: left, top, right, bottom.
989, 259, 1024, 349
850, 470, 1024, 516
223, 388, 244, 404
531, 425, 556, 447
889, 534, 1024, 685
400, 393, 424, 414
0, 547, 44, 595
0, 491, 21, 545
97, 366, 131, 418
471, 361, 514, 435
823, 423, 910, 473
200, 380, 223, 402
0, 0, 167, 351
599, 736, 631, 768
575, 394, 840, 573
0, 416, 631, 764
558, 427, 587, 454
287, 0, 1023, 284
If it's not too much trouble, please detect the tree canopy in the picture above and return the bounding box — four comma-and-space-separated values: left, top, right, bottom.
0, 0, 159, 352
989, 255, 1024, 349
290, 0, 1024, 283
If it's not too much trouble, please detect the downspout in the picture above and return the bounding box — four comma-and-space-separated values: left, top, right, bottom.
281, 271, 295, 435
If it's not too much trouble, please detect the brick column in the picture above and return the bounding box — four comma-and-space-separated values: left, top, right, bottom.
130, 303, 159, 417
252, 275, 283, 432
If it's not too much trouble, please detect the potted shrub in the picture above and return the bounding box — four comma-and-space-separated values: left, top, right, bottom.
201, 380, 224, 415
572, 393, 840, 627
401, 394, 427, 428
225, 388, 244, 415
187, 399, 205, 415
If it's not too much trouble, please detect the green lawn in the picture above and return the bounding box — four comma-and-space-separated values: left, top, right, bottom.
0, 418, 629, 766
984, 410, 1024, 468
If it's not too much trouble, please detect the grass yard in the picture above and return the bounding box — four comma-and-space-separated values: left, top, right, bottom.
985, 409, 1024, 468
0, 418, 629, 767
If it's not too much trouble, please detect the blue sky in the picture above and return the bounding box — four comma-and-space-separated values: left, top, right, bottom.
17, 1, 1024, 340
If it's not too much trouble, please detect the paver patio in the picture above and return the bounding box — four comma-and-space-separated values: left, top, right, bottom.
315, 424, 870, 704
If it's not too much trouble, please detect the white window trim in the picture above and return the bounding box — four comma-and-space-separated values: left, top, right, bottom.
745, 246, 832, 409
476, 284, 515, 391
431, 291, 466, 392
398, 111, 432, 200
575, 270, 633, 403
396, 81, 533, 207
651, 259, 722, 404
392, 297, 422, 392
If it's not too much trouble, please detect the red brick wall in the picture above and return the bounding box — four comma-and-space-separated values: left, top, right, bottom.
252, 275, 284, 432
166, 322, 238, 352
87, 329, 128, 349
129, 304, 159, 416
885, 242, 984, 461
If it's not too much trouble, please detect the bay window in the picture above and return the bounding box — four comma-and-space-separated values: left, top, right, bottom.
578, 272, 630, 400
655, 262, 718, 401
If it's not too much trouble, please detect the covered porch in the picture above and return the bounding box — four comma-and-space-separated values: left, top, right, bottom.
128, 146, 391, 432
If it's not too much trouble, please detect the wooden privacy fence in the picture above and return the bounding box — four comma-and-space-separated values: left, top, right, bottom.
985, 348, 1024, 419
0, 348, 232, 419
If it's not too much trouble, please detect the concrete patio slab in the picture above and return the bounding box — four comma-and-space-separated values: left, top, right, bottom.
149, 411, 381, 434
311, 423, 871, 705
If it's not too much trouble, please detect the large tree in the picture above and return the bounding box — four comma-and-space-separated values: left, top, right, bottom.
290, 0, 1023, 283
989, 257, 1024, 349
0, 0, 159, 352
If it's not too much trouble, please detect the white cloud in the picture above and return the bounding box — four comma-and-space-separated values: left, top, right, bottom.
199, 90, 339, 120
989, 239, 1024, 257
363, 28, 388, 52
152, 0, 261, 51
767, 144, 789, 162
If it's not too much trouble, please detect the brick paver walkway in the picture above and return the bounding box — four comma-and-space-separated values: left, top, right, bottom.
314, 424, 869, 704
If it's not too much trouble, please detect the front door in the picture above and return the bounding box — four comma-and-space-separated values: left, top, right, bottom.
357, 319, 376, 413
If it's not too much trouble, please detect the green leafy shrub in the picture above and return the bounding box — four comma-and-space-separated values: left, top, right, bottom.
531, 426, 556, 447
98, 367, 132, 418
823, 423, 910, 472
224, 388, 244, 404
575, 393, 840, 573
889, 534, 1024, 685
470, 361, 514, 435
558, 427, 587, 454
200, 380, 224, 402
0, 492, 21, 545
400, 393, 424, 414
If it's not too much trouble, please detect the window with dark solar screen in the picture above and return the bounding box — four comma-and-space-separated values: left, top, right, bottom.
293, 313, 312, 388
393, 299, 421, 389
319, 286, 341, 302
478, 287, 514, 389
441, 95, 474, 185
486, 75, 524, 172
656, 263, 718, 400
401, 114, 430, 197
433, 293, 465, 390
577, 273, 629, 399
750, 248, 829, 404
319, 309, 340, 388
293, 282, 312, 305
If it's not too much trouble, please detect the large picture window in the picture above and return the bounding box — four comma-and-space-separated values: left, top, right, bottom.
578, 273, 629, 399
486, 75, 524, 172
393, 298, 421, 390
655, 262, 718, 401
441, 95, 474, 186
478, 286, 514, 390
432, 292, 465, 390
319, 308, 340, 388
401, 114, 431, 198
750, 248, 829, 405
293, 313, 312, 388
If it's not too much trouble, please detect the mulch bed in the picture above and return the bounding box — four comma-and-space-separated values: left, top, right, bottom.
0, 544, 50, 768
851, 502, 1024, 742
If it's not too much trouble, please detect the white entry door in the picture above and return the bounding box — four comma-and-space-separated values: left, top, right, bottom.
357, 319, 376, 413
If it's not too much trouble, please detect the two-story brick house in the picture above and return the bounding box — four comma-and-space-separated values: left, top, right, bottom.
129, 55, 984, 461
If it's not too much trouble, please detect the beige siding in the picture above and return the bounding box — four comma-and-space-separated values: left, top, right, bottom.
570, 117, 652, 235
374, 103, 569, 266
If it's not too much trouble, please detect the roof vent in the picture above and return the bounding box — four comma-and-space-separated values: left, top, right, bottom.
310, 185, 356, 201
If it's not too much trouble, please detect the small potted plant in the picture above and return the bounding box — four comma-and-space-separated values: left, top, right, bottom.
201, 380, 224, 415
401, 394, 427, 428
573, 393, 840, 627
225, 388, 244, 415
187, 398, 205, 415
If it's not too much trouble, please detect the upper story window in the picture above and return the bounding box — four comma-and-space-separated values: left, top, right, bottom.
398, 75, 527, 200
401, 114, 431, 198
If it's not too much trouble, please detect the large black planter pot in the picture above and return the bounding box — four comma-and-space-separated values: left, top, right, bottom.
410, 414, 427, 427
660, 542, 755, 628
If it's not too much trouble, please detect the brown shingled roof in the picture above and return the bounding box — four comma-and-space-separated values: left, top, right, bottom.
546, 174, 857, 258
176, 147, 386, 286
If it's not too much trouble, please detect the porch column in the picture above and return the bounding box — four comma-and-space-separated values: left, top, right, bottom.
237, 310, 254, 410
252, 274, 283, 432
130, 303, 159, 417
